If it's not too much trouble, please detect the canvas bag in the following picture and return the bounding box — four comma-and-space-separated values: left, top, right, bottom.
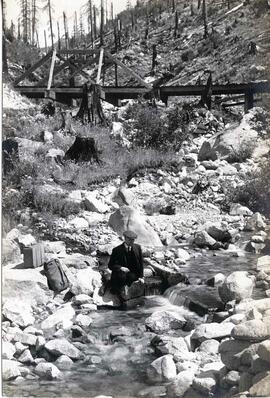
44, 258, 70, 293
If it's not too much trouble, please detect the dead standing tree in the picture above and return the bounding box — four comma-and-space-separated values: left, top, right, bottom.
76, 83, 107, 125
2, 0, 8, 74
42, 0, 54, 48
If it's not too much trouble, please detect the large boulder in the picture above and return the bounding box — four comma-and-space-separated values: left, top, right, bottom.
234, 298, 270, 315
198, 114, 258, 162
193, 231, 216, 248
151, 335, 189, 357
108, 206, 162, 247
45, 339, 82, 360
258, 340, 270, 362
70, 268, 102, 296
232, 317, 270, 342
2, 342, 16, 360
2, 299, 34, 328
145, 311, 186, 333
54, 355, 74, 370
191, 322, 234, 346
164, 285, 224, 316
112, 186, 135, 206
147, 354, 177, 382
5, 330, 37, 346
230, 203, 253, 216
206, 223, 232, 243
3, 267, 51, 306
219, 339, 256, 370
244, 212, 266, 231
257, 256, 270, 274
35, 362, 62, 379
218, 271, 255, 303
2, 359, 22, 380
166, 370, 195, 398
249, 371, 270, 397
41, 303, 75, 330
84, 191, 109, 213
2, 238, 22, 265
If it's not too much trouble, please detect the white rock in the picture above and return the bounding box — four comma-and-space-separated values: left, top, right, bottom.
68, 217, 89, 229
41, 303, 75, 330
175, 248, 190, 262
147, 354, 177, 382
35, 362, 62, 379
73, 294, 93, 305
145, 311, 186, 333
251, 235, 265, 243
85, 192, 109, 213
2, 359, 22, 380
257, 256, 270, 274
18, 234, 36, 248
46, 148, 65, 160
75, 314, 92, 327
111, 121, 124, 138
18, 349, 34, 364
54, 355, 73, 369
15, 342, 27, 355
8, 331, 37, 346
230, 203, 253, 216
68, 190, 82, 203
245, 212, 266, 231
191, 322, 234, 344
43, 130, 54, 143
218, 271, 255, 303
109, 206, 162, 247
167, 370, 195, 398
45, 338, 82, 360
70, 268, 102, 296
2, 342, 16, 359
193, 375, 216, 395
197, 339, 220, 354
111, 187, 135, 206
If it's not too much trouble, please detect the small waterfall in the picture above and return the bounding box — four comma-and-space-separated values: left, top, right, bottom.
163, 285, 187, 306
144, 276, 164, 296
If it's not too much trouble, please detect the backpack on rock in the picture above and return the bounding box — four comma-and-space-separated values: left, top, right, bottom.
44, 258, 70, 294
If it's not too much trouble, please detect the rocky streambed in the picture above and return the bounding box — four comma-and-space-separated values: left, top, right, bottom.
2, 228, 270, 398
2, 98, 270, 397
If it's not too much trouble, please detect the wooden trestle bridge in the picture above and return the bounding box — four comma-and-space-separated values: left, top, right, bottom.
13, 47, 270, 112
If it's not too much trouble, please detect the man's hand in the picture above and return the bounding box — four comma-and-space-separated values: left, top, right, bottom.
120, 267, 129, 273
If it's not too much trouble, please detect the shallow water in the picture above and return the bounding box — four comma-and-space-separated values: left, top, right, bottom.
4, 251, 260, 398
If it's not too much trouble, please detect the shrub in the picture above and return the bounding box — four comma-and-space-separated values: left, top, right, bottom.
124, 102, 189, 150
32, 187, 81, 218
227, 140, 256, 163
222, 157, 270, 215
251, 0, 269, 16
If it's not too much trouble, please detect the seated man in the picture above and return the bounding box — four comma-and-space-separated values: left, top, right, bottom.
108, 230, 144, 298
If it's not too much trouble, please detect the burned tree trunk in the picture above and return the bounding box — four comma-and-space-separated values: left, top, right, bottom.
2, 139, 19, 175
76, 83, 107, 126
64, 136, 100, 163
201, 72, 212, 110
151, 44, 157, 73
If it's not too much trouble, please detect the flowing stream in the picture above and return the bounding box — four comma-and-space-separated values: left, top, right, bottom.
4, 251, 260, 398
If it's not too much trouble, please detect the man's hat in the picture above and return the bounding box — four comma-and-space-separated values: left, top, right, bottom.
123, 230, 137, 239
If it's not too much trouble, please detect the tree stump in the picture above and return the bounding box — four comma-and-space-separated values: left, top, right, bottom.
64, 136, 100, 164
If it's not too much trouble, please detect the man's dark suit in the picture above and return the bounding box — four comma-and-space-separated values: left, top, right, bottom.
108, 243, 143, 292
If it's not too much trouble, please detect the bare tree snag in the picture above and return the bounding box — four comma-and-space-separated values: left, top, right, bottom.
76, 83, 107, 126
202, 0, 208, 38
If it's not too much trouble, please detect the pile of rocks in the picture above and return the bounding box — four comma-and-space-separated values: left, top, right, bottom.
2, 293, 99, 383
144, 264, 270, 398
